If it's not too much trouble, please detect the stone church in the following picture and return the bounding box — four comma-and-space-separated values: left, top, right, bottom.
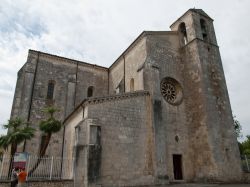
10, 9, 242, 186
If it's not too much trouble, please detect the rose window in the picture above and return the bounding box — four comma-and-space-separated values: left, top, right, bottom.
161, 82, 176, 103
160, 77, 183, 105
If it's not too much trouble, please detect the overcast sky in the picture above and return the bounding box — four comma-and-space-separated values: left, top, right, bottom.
0, 0, 249, 139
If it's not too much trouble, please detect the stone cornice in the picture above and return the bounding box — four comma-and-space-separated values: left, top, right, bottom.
63, 91, 150, 123
83, 90, 150, 106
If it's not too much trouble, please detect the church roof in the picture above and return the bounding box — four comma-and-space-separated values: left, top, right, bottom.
28, 49, 108, 71
29, 31, 176, 72
109, 31, 177, 70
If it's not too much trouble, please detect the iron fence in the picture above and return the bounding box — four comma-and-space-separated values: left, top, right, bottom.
1, 154, 249, 181
0, 155, 74, 181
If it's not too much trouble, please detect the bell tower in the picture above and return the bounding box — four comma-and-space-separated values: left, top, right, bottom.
170, 8, 217, 46
170, 9, 242, 182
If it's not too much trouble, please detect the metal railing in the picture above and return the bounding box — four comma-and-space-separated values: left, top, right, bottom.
0, 155, 74, 180
241, 154, 250, 172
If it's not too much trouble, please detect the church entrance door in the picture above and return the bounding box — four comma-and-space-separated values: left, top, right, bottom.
173, 154, 183, 180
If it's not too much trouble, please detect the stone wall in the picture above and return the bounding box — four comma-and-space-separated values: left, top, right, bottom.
62, 106, 84, 179
241, 173, 250, 183
144, 32, 191, 182
171, 10, 242, 182
63, 91, 157, 187
86, 92, 155, 187
109, 57, 124, 94
124, 37, 146, 92
109, 35, 147, 94
11, 50, 108, 157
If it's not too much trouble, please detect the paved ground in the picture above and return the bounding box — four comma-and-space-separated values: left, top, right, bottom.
168, 184, 250, 187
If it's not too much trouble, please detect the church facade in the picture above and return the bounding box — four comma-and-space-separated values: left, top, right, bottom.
11, 9, 242, 186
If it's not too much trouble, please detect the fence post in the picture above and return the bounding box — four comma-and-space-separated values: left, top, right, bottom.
50, 156, 54, 180
26, 155, 31, 181
245, 155, 250, 172
0, 155, 5, 179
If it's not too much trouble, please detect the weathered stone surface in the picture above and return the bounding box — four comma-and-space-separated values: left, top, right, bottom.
9, 8, 243, 187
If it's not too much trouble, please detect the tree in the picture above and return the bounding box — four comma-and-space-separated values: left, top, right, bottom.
232, 115, 246, 155
233, 115, 242, 139
29, 106, 62, 174
0, 118, 35, 177
38, 106, 62, 156
0, 118, 35, 156
241, 135, 250, 156
0, 147, 4, 157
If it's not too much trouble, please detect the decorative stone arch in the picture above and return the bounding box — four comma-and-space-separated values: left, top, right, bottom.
178, 22, 188, 46
200, 18, 208, 41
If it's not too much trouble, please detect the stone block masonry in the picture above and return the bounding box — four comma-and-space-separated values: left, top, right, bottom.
9, 8, 244, 186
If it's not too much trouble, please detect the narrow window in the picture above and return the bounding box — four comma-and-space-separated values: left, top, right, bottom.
115, 79, 124, 94
200, 19, 208, 41
47, 81, 55, 100
115, 87, 120, 94
89, 125, 101, 145
75, 126, 79, 145
87, 86, 94, 97
179, 22, 188, 45
130, 78, 134, 92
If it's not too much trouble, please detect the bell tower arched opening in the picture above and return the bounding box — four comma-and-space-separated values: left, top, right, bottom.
179, 22, 188, 46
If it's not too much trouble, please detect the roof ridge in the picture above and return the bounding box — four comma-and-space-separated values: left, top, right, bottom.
29, 49, 108, 70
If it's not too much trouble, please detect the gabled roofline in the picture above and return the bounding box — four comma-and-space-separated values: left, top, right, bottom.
28, 31, 178, 72
28, 49, 108, 71
109, 31, 177, 70
170, 8, 213, 28
109, 31, 146, 70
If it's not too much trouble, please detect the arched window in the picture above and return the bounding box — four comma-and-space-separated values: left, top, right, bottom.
130, 78, 134, 92
47, 80, 55, 100
87, 86, 94, 97
200, 19, 208, 41
179, 22, 188, 45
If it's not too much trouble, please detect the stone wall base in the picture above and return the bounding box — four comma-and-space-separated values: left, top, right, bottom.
0, 180, 73, 187
241, 173, 250, 183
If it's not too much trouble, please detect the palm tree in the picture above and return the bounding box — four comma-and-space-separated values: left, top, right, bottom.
0, 147, 4, 158
29, 106, 62, 174
0, 118, 35, 177
0, 118, 35, 156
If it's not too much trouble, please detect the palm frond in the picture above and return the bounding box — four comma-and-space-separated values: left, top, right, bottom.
0, 118, 35, 153
0, 135, 10, 150
42, 106, 60, 118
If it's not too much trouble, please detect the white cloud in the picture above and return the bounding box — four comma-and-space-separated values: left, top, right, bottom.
0, 0, 250, 138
